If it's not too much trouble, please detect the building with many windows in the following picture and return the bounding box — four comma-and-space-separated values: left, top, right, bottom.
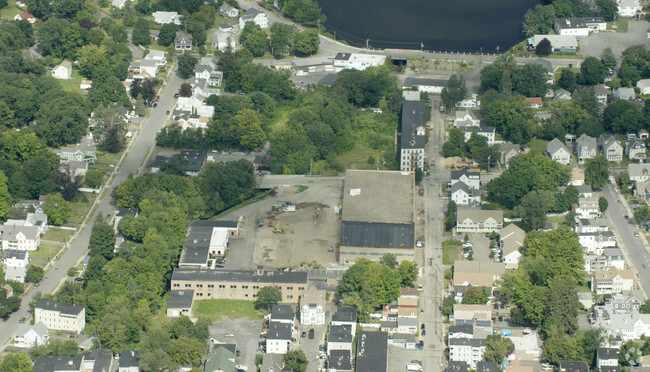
399, 100, 426, 172
34, 300, 85, 335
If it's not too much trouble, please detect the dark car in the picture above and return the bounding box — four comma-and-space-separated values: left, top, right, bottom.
308, 329, 314, 339
301, 331, 306, 338
174, 93, 179, 98
258, 219, 264, 228
421, 324, 425, 330
421, 329, 426, 336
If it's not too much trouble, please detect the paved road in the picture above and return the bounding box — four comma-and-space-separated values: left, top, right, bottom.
256, 175, 344, 188
0, 69, 184, 351
602, 184, 650, 298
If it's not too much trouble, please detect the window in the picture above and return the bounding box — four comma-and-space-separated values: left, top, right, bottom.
185, 284, 191, 288
208, 284, 214, 288
197, 293, 203, 297
196, 284, 203, 288
242, 285, 248, 289
230, 285, 237, 289
253, 286, 259, 290
298, 287, 305, 291
287, 287, 293, 290
219, 285, 225, 289
173, 284, 180, 288
287, 295, 293, 300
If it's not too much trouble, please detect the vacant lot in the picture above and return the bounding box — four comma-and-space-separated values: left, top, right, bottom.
442, 240, 462, 265
193, 299, 267, 322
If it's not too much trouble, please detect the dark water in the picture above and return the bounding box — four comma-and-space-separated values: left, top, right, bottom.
316, 0, 538, 53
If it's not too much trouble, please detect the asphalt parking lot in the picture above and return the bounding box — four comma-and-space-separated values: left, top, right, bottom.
209, 318, 262, 370
387, 345, 426, 372
579, 20, 650, 57
224, 238, 256, 270
468, 233, 491, 262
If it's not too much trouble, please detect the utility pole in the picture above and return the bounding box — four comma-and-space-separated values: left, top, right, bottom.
366, 39, 369, 49
317, 19, 320, 35
333, 30, 336, 40
421, 42, 424, 52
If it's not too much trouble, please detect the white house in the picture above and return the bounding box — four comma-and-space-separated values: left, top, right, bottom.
626, 138, 646, 161
628, 164, 650, 183
553, 17, 606, 36
1, 225, 40, 251
449, 337, 487, 369
270, 304, 295, 325
461, 126, 496, 145
144, 50, 167, 66
527, 35, 578, 53
331, 307, 358, 336
456, 93, 480, 109
55, 135, 96, 164
579, 230, 616, 255
593, 310, 650, 341
152, 11, 183, 25
130, 59, 158, 78
594, 84, 610, 104
451, 169, 481, 190
451, 182, 481, 206
454, 110, 481, 128
266, 321, 292, 354
402, 77, 447, 94
35, 300, 86, 335
575, 198, 600, 219
500, 224, 525, 269
614, 87, 636, 101
332, 53, 385, 71
547, 138, 571, 165
118, 350, 140, 372
14, 322, 49, 348
601, 135, 624, 162
52, 61, 72, 80
575, 134, 597, 164
219, 4, 239, 17
6, 209, 48, 234
456, 209, 503, 233
176, 96, 215, 117
4, 249, 28, 283
576, 218, 609, 234
211, 31, 237, 52
14, 12, 36, 23
239, 8, 268, 29
327, 325, 354, 355
617, 0, 642, 17
554, 88, 573, 100
597, 348, 620, 369
299, 287, 326, 326
638, 79, 650, 95
592, 267, 635, 295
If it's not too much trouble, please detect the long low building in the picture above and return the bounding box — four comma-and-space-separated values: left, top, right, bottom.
527, 35, 578, 53
169, 266, 308, 314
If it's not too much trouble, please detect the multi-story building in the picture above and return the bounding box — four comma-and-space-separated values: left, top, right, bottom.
592, 267, 635, 295
34, 300, 85, 335
4, 249, 28, 283
327, 325, 354, 354
449, 337, 487, 369
399, 100, 426, 172
553, 17, 606, 36
1, 225, 40, 251
299, 287, 326, 325
14, 322, 49, 348
266, 321, 292, 354
355, 331, 388, 372
456, 209, 503, 233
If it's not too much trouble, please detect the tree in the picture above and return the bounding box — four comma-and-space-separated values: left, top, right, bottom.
445, 200, 457, 231
619, 340, 641, 366
397, 261, 418, 287
179, 83, 192, 97
283, 349, 308, 372
0, 171, 9, 221
581, 57, 607, 85
441, 75, 467, 110
240, 23, 268, 57
177, 54, 198, 79
585, 155, 609, 189
597, 0, 618, 21
619, 171, 631, 194
293, 29, 319, 56
132, 18, 151, 46
641, 299, 650, 314
379, 253, 397, 269
0, 353, 32, 372
255, 285, 282, 310
601, 47, 617, 73
558, 68, 578, 92
134, 96, 146, 117
158, 23, 178, 47
130, 78, 156, 103
523, 226, 585, 285
512, 63, 550, 97
580, 329, 604, 367
542, 336, 582, 365
270, 23, 297, 57
536, 38, 552, 56
599, 197, 608, 213
515, 190, 556, 231
43, 193, 69, 225
522, 4, 556, 37
545, 275, 580, 335
461, 287, 489, 304
89, 222, 116, 260
233, 109, 266, 150
484, 335, 515, 363
169, 336, 204, 367
634, 205, 650, 223
25, 266, 44, 283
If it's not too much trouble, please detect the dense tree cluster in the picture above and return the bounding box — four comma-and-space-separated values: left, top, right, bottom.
442, 130, 500, 170
522, 0, 591, 37
336, 258, 417, 322
619, 45, 650, 86
480, 57, 550, 98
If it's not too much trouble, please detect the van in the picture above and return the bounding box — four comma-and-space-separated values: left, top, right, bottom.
440, 105, 445, 113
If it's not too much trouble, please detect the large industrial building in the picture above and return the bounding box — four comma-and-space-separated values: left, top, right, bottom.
339, 170, 415, 264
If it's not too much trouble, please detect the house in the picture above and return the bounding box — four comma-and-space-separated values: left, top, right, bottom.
397, 316, 418, 334
332, 53, 385, 71
500, 143, 521, 166
331, 307, 358, 335
152, 11, 182, 25
299, 287, 326, 325
34, 348, 114, 372
113, 207, 138, 230
52, 61, 72, 80
595, 84, 610, 104
5, 208, 48, 234
211, 31, 237, 52
575, 134, 597, 164
400, 100, 426, 172
579, 228, 616, 254
593, 309, 650, 341
79, 78, 92, 90
1, 225, 40, 251
4, 249, 28, 283
553, 17, 606, 36
144, 50, 167, 66
637, 79, 650, 95
355, 331, 388, 372
527, 35, 578, 53
270, 304, 295, 325
166, 289, 194, 317
626, 138, 646, 161
614, 87, 636, 101
327, 350, 353, 372
14, 12, 36, 23
449, 337, 487, 369
618, 0, 642, 17
600, 135, 624, 162
2, 283, 13, 297
14, 322, 49, 348
55, 135, 97, 163
575, 198, 601, 219
448, 324, 475, 341
327, 325, 354, 354
451, 169, 481, 190
204, 345, 235, 372
597, 348, 620, 369
559, 361, 590, 372
239, 8, 268, 28
453, 305, 492, 324
635, 179, 650, 204
602, 248, 626, 270
456, 93, 481, 109
554, 88, 573, 100
176, 96, 214, 117
266, 321, 292, 354
500, 224, 525, 269
178, 219, 238, 268
629, 164, 650, 183
397, 288, 419, 317
506, 332, 543, 361
447, 361, 470, 372
402, 77, 447, 94
461, 125, 496, 145
35, 299, 86, 335
111, 0, 127, 8
453, 261, 506, 301
524, 97, 544, 108
175, 32, 193, 51
260, 353, 285, 372
576, 218, 608, 234
454, 110, 481, 128
456, 208, 503, 233
451, 182, 481, 207
592, 267, 635, 295
219, 4, 238, 17
547, 138, 571, 165
477, 362, 499, 372
639, 129, 649, 140
118, 350, 140, 372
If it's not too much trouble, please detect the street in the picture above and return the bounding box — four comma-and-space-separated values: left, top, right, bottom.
0, 68, 185, 351
602, 184, 650, 298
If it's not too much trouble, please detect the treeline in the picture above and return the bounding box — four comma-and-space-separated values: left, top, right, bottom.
522, 0, 593, 37
157, 64, 402, 174
241, 23, 320, 58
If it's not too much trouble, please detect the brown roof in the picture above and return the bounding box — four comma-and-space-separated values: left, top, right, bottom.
453, 272, 495, 287
454, 261, 506, 277
594, 267, 635, 280
400, 287, 418, 296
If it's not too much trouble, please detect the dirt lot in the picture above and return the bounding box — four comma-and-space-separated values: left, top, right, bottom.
253, 183, 343, 268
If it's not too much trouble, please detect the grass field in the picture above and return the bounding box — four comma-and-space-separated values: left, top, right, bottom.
443, 240, 462, 266
0, 6, 23, 21
193, 299, 267, 322
607, 19, 629, 33
42, 228, 69, 243
65, 201, 92, 225
529, 139, 549, 155
30, 243, 59, 262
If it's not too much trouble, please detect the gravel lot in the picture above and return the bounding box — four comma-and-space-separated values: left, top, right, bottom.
209, 318, 263, 371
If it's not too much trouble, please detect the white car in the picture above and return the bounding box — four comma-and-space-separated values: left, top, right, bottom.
236, 366, 248, 371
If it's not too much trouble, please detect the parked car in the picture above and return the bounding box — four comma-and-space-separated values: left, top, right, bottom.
301, 331, 306, 338
308, 329, 314, 339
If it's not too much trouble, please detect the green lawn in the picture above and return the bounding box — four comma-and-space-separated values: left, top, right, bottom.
193, 299, 267, 322
607, 19, 629, 33
30, 243, 59, 262
529, 139, 549, 155
41, 228, 70, 243
0, 6, 23, 21
443, 240, 462, 266
65, 201, 92, 225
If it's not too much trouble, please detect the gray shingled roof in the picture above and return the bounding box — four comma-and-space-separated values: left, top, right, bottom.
400, 100, 427, 150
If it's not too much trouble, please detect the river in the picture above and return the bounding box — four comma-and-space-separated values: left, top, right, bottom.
316, 0, 538, 53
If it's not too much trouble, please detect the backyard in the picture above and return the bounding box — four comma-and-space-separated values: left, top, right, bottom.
193, 299, 267, 322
